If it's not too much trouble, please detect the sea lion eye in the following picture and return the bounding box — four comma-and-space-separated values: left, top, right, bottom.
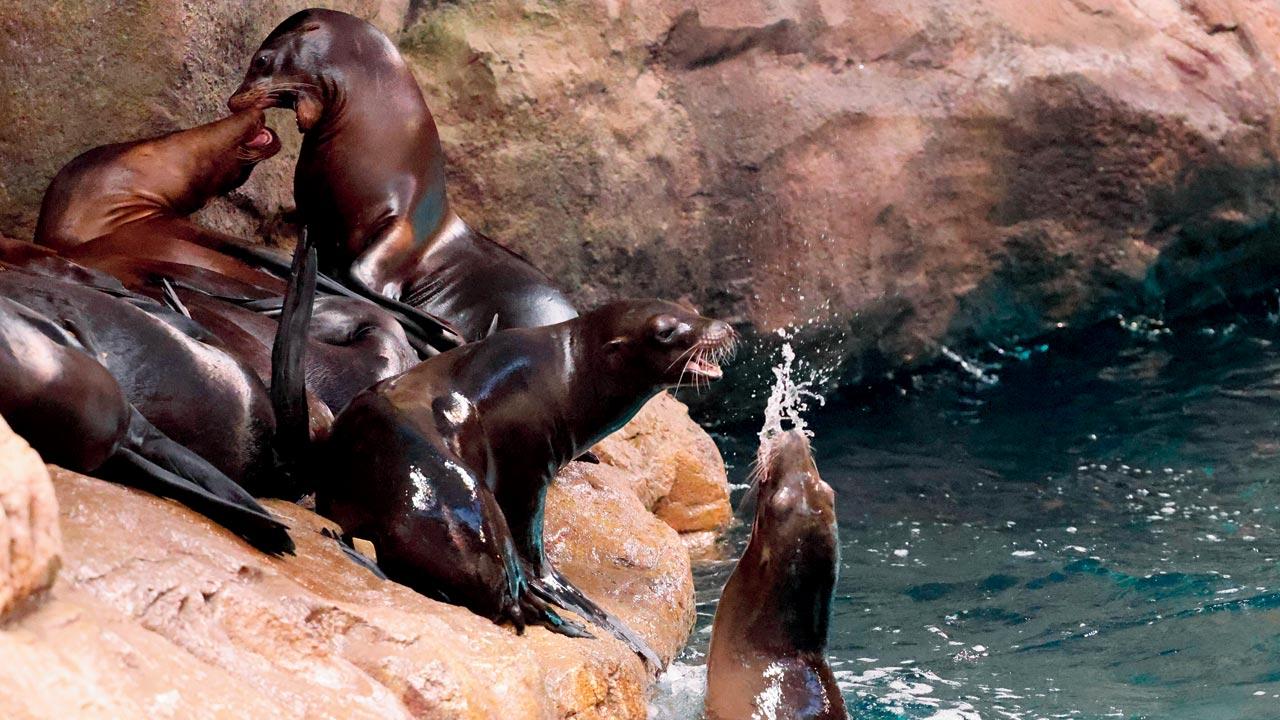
652, 315, 679, 342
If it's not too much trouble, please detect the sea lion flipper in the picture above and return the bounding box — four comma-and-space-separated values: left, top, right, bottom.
320, 528, 388, 579
530, 570, 662, 670
518, 589, 594, 639
271, 226, 318, 480
109, 411, 294, 555
345, 272, 464, 352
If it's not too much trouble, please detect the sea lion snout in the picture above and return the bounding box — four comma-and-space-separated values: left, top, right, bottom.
640, 304, 738, 383
759, 430, 836, 518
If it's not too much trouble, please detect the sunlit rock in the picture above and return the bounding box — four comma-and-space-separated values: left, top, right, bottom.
0, 415, 61, 621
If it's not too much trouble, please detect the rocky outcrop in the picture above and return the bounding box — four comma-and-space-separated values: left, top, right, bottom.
0, 416, 60, 621
7, 1, 1279, 404
595, 393, 730, 542
0, 458, 693, 718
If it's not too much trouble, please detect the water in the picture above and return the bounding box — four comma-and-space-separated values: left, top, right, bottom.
653, 306, 1280, 719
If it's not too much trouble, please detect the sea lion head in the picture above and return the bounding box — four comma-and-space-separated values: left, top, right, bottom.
749, 429, 838, 652
228, 9, 400, 132
754, 430, 837, 533
162, 110, 282, 211
593, 299, 738, 389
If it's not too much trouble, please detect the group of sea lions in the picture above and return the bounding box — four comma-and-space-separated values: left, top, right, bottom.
2, 7, 849, 717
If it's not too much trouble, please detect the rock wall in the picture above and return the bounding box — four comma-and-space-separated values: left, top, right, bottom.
7, 0, 1279, 396
405, 0, 1280, 390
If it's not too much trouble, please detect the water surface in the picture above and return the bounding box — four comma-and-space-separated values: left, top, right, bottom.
654, 307, 1280, 719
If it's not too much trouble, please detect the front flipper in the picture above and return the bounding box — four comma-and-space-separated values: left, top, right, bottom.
530, 568, 662, 670
517, 583, 593, 639
320, 528, 388, 580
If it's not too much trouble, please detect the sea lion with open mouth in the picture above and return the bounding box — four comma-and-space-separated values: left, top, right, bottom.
310, 297, 736, 666
705, 430, 847, 720
30, 111, 424, 415
229, 8, 577, 343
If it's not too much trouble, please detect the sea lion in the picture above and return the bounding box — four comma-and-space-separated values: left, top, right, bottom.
0, 268, 280, 494
228, 8, 578, 342
31, 111, 424, 413
36, 109, 281, 272
705, 430, 847, 720
0, 279, 291, 552
313, 298, 736, 664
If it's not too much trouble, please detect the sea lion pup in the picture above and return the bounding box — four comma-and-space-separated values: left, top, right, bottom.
0, 290, 292, 553
313, 299, 736, 665
30, 110, 424, 412
229, 8, 578, 342
705, 430, 847, 720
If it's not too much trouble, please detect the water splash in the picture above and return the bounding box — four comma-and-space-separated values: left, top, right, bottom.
757, 329, 830, 446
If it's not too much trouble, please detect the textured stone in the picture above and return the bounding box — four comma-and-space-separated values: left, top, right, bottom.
595, 393, 731, 535
0, 415, 61, 621
395, 0, 1280, 394
29, 460, 691, 718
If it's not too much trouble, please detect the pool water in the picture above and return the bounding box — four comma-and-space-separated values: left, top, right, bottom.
653, 306, 1280, 720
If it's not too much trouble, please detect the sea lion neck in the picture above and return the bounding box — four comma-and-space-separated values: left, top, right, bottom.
727, 506, 839, 655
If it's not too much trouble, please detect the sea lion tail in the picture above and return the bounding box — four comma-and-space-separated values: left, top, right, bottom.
106, 409, 295, 554
271, 225, 318, 482
530, 570, 663, 671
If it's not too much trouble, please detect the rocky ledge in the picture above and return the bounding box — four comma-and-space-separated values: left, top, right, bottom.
0, 394, 729, 719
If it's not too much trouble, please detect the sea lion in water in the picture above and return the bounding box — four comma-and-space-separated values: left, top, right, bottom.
0, 276, 292, 552
313, 298, 736, 664
31, 111, 422, 413
229, 8, 577, 342
705, 430, 847, 720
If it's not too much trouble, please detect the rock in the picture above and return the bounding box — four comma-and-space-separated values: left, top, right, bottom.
0, 587, 283, 718
0, 415, 61, 621
392, 0, 1280, 399
19, 462, 691, 718
595, 393, 731, 536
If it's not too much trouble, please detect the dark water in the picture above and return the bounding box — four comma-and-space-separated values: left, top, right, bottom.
652, 306, 1280, 719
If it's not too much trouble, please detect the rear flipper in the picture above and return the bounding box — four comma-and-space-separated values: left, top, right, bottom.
530, 567, 661, 670
104, 409, 294, 554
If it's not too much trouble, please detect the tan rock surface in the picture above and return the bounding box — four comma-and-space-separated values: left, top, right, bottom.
399, 0, 1280, 391
0, 587, 282, 719
596, 393, 731, 535
0, 415, 60, 621
23, 460, 691, 719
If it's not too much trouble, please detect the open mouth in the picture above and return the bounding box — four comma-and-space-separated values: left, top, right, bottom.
685, 355, 724, 379
679, 326, 738, 386
244, 127, 276, 149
